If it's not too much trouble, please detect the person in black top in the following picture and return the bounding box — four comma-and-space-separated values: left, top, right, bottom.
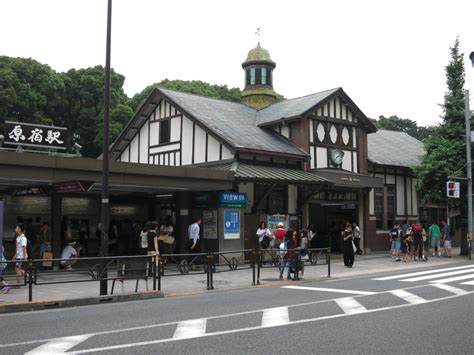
147, 221, 160, 256
342, 223, 354, 268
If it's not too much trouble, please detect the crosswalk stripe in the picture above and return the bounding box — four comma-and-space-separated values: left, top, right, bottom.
460, 280, 474, 285
430, 283, 469, 295
261, 307, 290, 327
25, 335, 93, 354
173, 319, 207, 339
428, 273, 474, 284
372, 265, 474, 281
334, 297, 367, 314
399, 269, 474, 282
281, 285, 376, 295
389, 289, 427, 304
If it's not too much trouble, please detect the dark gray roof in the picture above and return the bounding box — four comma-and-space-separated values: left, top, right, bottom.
367, 130, 425, 167
159, 88, 307, 158
195, 159, 330, 184
256, 88, 340, 126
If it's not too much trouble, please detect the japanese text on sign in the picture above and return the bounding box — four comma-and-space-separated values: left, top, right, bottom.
4, 121, 67, 150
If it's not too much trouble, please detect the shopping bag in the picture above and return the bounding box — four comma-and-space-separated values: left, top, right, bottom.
42, 251, 53, 267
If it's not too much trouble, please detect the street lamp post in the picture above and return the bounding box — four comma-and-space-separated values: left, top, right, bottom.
465, 89, 472, 260
467, 51, 474, 260
100, 0, 112, 295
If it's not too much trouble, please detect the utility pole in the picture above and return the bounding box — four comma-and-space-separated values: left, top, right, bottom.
466, 89, 472, 260
100, 0, 112, 295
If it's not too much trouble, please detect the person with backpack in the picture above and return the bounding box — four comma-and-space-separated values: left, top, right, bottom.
279, 229, 297, 280
12, 223, 27, 287
411, 222, 424, 261
342, 223, 355, 268
389, 222, 401, 262
441, 220, 453, 258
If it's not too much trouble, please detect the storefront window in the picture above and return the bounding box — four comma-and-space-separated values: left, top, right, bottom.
386, 186, 395, 228
375, 187, 384, 229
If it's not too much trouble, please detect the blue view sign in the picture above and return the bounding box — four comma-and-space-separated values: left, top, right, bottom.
223, 210, 240, 239
219, 192, 247, 208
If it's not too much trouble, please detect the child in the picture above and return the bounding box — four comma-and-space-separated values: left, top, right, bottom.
389, 223, 401, 262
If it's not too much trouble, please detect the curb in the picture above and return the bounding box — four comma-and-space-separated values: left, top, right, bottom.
0, 291, 163, 314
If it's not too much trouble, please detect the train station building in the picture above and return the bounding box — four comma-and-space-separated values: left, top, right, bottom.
0, 43, 430, 256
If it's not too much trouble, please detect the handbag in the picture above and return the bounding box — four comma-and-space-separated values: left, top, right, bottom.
261, 236, 271, 249
162, 236, 175, 245
0, 253, 7, 271
352, 241, 357, 253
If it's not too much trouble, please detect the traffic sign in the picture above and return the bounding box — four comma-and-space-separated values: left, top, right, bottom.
446, 181, 460, 198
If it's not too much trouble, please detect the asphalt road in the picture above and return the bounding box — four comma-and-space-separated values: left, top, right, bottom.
1, 262, 473, 354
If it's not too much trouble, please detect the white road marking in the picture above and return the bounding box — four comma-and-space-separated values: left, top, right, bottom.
173, 319, 206, 339
5, 283, 472, 353
389, 289, 427, 304
372, 265, 474, 281
460, 280, 474, 286
282, 285, 376, 295
24, 335, 93, 355
430, 283, 469, 295
334, 297, 367, 314
399, 269, 474, 282
261, 306, 289, 327
428, 273, 474, 284
68, 292, 473, 354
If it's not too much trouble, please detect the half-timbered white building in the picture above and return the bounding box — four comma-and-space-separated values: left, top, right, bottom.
109, 43, 391, 252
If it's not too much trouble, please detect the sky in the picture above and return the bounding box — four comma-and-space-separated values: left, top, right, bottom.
1, 0, 473, 126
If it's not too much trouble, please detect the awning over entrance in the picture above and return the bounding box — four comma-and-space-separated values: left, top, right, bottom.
0, 151, 234, 193
196, 160, 331, 185
313, 169, 384, 189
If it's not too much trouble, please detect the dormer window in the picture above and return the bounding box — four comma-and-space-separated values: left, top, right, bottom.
250, 68, 256, 85
261, 67, 267, 85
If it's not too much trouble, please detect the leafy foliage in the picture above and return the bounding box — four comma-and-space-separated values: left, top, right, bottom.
372, 115, 434, 141
0, 56, 64, 125
1, 57, 285, 157
130, 79, 285, 112
415, 37, 466, 206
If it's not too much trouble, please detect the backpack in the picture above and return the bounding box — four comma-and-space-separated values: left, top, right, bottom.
279, 241, 288, 257
412, 225, 422, 238
449, 226, 455, 239
26, 238, 33, 260
390, 228, 399, 241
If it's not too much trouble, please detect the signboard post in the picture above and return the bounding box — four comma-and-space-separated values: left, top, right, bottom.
223, 210, 240, 240
4, 121, 67, 150
203, 210, 218, 240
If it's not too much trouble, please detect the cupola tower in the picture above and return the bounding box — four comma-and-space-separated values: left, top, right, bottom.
240, 43, 277, 110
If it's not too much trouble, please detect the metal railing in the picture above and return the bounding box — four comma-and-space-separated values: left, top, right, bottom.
0, 248, 330, 302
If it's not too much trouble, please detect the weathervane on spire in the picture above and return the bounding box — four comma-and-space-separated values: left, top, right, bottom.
255, 27, 261, 45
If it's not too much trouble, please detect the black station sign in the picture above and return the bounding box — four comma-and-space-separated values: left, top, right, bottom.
4, 121, 67, 150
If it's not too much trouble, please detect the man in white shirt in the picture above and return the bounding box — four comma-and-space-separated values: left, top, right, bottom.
12, 223, 27, 286
187, 218, 202, 253
61, 242, 81, 270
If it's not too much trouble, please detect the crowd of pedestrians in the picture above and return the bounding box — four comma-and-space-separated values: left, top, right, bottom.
389, 220, 454, 262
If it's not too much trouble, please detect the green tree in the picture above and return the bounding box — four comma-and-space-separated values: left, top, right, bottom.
415, 37, 468, 254
60, 66, 131, 157
130, 79, 285, 112
0, 56, 64, 125
372, 115, 433, 141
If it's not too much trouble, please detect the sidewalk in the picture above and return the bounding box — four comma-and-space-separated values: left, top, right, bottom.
0, 249, 470, 305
